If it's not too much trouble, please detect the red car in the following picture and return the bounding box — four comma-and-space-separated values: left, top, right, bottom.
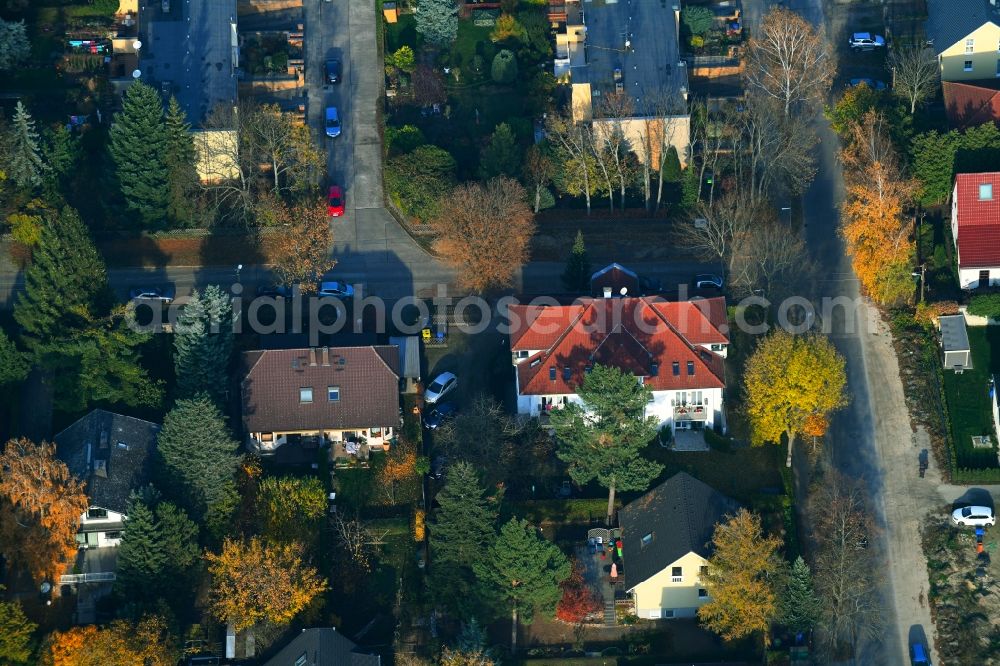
327, 185, 345, 217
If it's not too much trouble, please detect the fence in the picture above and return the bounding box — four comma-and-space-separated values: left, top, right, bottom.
60, 572, 116, 584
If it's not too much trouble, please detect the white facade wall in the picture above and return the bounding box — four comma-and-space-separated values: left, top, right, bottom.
958, 266, 1000, 290
518, 386, 724, 432
77, 508, 126, 548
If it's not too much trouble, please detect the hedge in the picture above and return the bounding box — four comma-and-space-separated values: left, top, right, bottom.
507, 499, 619, 525
951, 467, 1000, 484
968, 293, 1000, 320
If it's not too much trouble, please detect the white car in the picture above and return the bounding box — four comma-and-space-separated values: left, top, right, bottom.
424, 371, 457, 404
952, 505, 996, 527
848, 32, 885, 50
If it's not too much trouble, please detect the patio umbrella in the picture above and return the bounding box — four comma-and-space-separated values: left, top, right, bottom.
610, 563, 618, 579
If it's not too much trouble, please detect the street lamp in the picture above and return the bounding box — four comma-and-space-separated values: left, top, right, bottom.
780, 206, 792, 225
236, 264, 243, 283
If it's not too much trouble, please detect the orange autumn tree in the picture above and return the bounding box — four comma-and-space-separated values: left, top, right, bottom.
206, 536, 328, 631
269, 202, 336, 294
377, 444, 418, 504
0, 438, 88, 586
43, 615, 178, 666
840, 111, 918, 305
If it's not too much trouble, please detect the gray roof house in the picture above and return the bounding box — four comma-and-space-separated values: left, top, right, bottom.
618, 472, 738, 619
263, 628, 380, 666
54, 409, 160, 520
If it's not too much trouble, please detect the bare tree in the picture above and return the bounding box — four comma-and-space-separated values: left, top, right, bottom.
546, 113, 593, 215
432, 177, 536, 292
887, 45, 939, 114
650, 88, 688, 211
729, 218, 813, 300
523, 144, 556, 213
809, 472, 884, 659
673, 190, 763, 281
201, 102, 259, 224
435, 395, 525, 486
596, 91, 637, 209
331, 512, 390, 573
744, 7, 835, 116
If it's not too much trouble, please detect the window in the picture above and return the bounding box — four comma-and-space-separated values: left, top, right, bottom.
687, 361, 695, 376
965, 60, 974, 71
87, 508, 107, 519
672, 361, 680, 376
294, 655, 308, 666
980, 183, 993, 200
650, 362, 659, 377
967, 38, 975, 53
698, 588, 708, 599
710, 343, 724, 351
104, 530, 122, 540
663, 609, 675, 618
563, 366, 572, 381
700, 565, 709, 578
585, 365, 592, 374
549, 366, 557, 381
996, 58, 1000, 76
641, 532, 654, 546
327, 386, 340, 402
116, 441, 129, 450
671, 566, 683, 582
515, 350, 529, 359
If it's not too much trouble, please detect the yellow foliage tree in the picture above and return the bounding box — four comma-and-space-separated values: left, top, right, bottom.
413, 508, 426, 542
839, 111, 918, 305
378, 446, 417, 504
43, 615, 178, 666
698, 509, 783, 645
744, 331, 848, 467
205, 536, 328, 631
0, 439, 89, 586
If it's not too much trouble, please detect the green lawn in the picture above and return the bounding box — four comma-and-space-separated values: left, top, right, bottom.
942, 326, 1000, 469
384, 14, 419, 53
449, 20, 493, 72
646, 444, 785, 504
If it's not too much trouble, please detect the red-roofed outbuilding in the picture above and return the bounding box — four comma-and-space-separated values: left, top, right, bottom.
951, 172, 1000, 289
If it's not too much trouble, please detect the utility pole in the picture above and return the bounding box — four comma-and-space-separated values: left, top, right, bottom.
921, 262, 927, 303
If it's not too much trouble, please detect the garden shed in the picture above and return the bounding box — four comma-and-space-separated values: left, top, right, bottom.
940, 314, 972, 372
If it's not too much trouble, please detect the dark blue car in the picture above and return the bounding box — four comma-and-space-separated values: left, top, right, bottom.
424, 402, 458, 430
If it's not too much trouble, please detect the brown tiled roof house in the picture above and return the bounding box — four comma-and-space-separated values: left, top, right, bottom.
241, 346, 401, 456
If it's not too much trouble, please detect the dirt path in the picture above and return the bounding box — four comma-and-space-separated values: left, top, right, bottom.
857, 304, 940, 663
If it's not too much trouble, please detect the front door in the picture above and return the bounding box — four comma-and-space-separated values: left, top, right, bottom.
980, 269, 991, 286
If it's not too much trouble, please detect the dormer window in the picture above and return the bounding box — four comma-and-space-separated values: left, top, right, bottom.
981, 183, 993, 201
299, 387, 313, 403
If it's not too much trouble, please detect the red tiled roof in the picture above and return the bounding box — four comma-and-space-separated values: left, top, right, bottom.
508, 297, 728, 395
590, 263, 640, 297
955, 172, 1000, 267
943, 81, 1000, 129
242, 346, 400, 434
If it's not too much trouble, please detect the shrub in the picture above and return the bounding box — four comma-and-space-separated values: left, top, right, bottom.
385, 124, 427, 156
682, 6, 714, 36
491, 13, 526, 43
556, 560, 601, 623
968, 293, 1000, 320
387, 45, 416, 73
689, 35, 705, 48
7, 213, 42, 247
91, 0, 120, 14
491, 49, 518, 84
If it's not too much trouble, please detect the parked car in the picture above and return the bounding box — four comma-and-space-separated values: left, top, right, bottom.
848, 77, 888, 90
951, 505, 996, 527
129, 286, 175, 303
848, 32, 885, 50
431, 455, 447, 479
424, 371, 457, 404
325, 107, 341, 138
325, 58, 342, 85
424, 402, 458, 430
694, 274, 723, 290
327, 185, 345, 217
317, 281, 355, 298
910, 642, 930, 666
256, 283, 293, 299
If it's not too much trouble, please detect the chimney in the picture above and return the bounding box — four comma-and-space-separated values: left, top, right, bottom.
322, 347, 330, 366
603, 286, 613, 298
309, 348, 317, 366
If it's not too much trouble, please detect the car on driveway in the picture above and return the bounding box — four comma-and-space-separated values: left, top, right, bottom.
325, 107, 341, 138
848, 32, 885, 50
325, 58, 342, 85
424, 371, 457, 404
130, 286, 175, 303
327, 185, 345, 217
910, 642, 930, 666
694, 274, 723, 290
317, 281, 355, 298
424, 402, 458, 430
951, 505, 996, 527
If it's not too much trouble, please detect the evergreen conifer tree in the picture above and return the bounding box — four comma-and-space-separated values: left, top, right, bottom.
479, 123, 521, 180
8, 101, 45, 189
778, 556, 822, 634
114, 497, 166, 604
43, 124, 80, 189
415, 0, 458, 46
662, 146, 682, 182
164, 97, 199, 227
14, 207, 108, 348
157, 396, 239, 519
560, 230, 591, 293
173, 285, 233, 403
108, 82, 170, 228
0, 330, 28, 387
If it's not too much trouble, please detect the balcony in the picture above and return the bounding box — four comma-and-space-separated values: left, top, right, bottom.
673, 404, 708, 421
